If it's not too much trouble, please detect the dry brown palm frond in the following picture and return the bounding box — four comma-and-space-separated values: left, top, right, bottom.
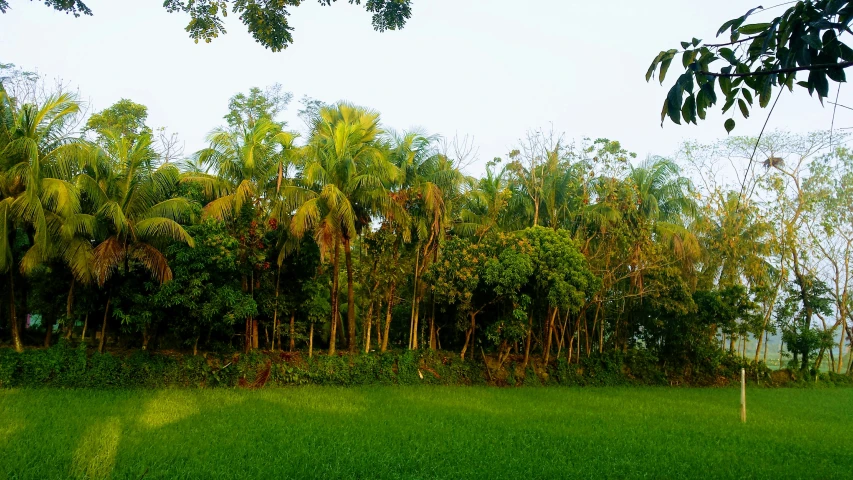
92, 235, 124, 286
130, 242, 172, 284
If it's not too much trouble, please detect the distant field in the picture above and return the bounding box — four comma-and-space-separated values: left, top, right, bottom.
1, 387, 851, 479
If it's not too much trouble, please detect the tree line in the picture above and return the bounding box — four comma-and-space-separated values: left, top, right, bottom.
1, 64, 851, 375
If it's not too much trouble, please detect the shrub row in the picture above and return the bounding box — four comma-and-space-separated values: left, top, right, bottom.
1, 342, 850, 388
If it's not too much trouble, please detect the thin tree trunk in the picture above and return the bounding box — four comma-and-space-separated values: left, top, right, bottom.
81, 313, 89, 342
429, 297, 436, 350
522, 313, 533, 369
308, 323, 314, 358
63, 278, 75, 341
763, 330, 769, 364
329, 238, 340, 356
409, 245, 421, 350
8, 271, 23, 353
98, 297, 111, 354
543, 307, 558, 364
193, 336, 199, 356
375, 302, 383, 349
838, 319, 846, 374
344, 237, 356, 353
381, 282, 395, 353
289, 312, 295, 352
460, 312, 476, 360
364, 299, 375, 354
272, 267, 281, 351
142, 324, 151, 350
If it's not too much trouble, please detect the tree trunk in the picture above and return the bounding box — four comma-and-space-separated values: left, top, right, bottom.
252, 319, 259, 350
364, 299, 375, 354
142, 324, 151, 350
43, 316, 55, 348
409, 245, 421, 350
289, 312, 296, 352
344, 237, 356, 353
272, 267, 281, 351
81, 313, 89, 342
308, 323, 314, 358
375, 305, 383, 349
460, 312, 477, 360
63, 278, 76, 341
543, 307, 558, 365
522, 313, 533, 369
98, 297, 111, 354
8, 271, 23, 353
838, 318, 846, 374
381, 282, 395, 353
193, 336, 199, 356
428, 297, 436, 350
329, 238, 340, 356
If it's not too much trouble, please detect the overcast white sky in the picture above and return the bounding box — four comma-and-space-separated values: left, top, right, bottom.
1, 0, 850, 174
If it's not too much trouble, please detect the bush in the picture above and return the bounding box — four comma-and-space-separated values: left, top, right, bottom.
1, 344, 849, 389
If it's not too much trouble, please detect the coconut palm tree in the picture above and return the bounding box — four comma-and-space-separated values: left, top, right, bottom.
78, 129, 194, 352
0, 90, 84, 351
290, 102, 404, 354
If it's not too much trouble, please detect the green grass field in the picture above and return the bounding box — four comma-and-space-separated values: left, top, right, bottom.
1, 387, 851, 479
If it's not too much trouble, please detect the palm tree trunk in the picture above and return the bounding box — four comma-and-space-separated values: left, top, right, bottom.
272, 267, 281, 351
329, 238, 340, 356
381, 282, 395, 353
344, 237, 356, 353
81, 313, 89, 342
8, 272, 23, 353
409, 244, 420, 350
63, 278, 75, 341
364, 300, 374, 354
98, 297, 111, 354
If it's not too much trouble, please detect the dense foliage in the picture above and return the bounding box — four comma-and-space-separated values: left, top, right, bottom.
0, 0, 412, 51
1, 64, 851, 381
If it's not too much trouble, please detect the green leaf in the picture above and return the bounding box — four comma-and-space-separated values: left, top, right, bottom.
692, 37, 701, 47
738, 99, 750, 119
682, 50, 698, 68
720, 76, 733, 95
827, 67, 846, 83
737, 23, 770, 35
666, 85, 683, 125
658, 50, 677, 84
809, 69, 830, 98
682, 95, 697, 124
724, 118, 736, 134
646, 51, 666, 82
742, 89, 753, 106
719, 48, 738, 64
681, 41, 691, 49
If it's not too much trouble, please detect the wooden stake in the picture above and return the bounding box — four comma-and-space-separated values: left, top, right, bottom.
740, 368, 746, 423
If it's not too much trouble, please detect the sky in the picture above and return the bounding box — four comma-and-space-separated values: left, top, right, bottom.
1, 0, 850, 174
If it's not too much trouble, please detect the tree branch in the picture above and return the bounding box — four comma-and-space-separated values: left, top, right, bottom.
700, 61, 853, 78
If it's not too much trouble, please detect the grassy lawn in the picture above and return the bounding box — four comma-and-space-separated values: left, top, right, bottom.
1, 387, 851, 479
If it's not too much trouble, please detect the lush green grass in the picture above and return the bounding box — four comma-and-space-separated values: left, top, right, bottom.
1, 387, 851, 479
